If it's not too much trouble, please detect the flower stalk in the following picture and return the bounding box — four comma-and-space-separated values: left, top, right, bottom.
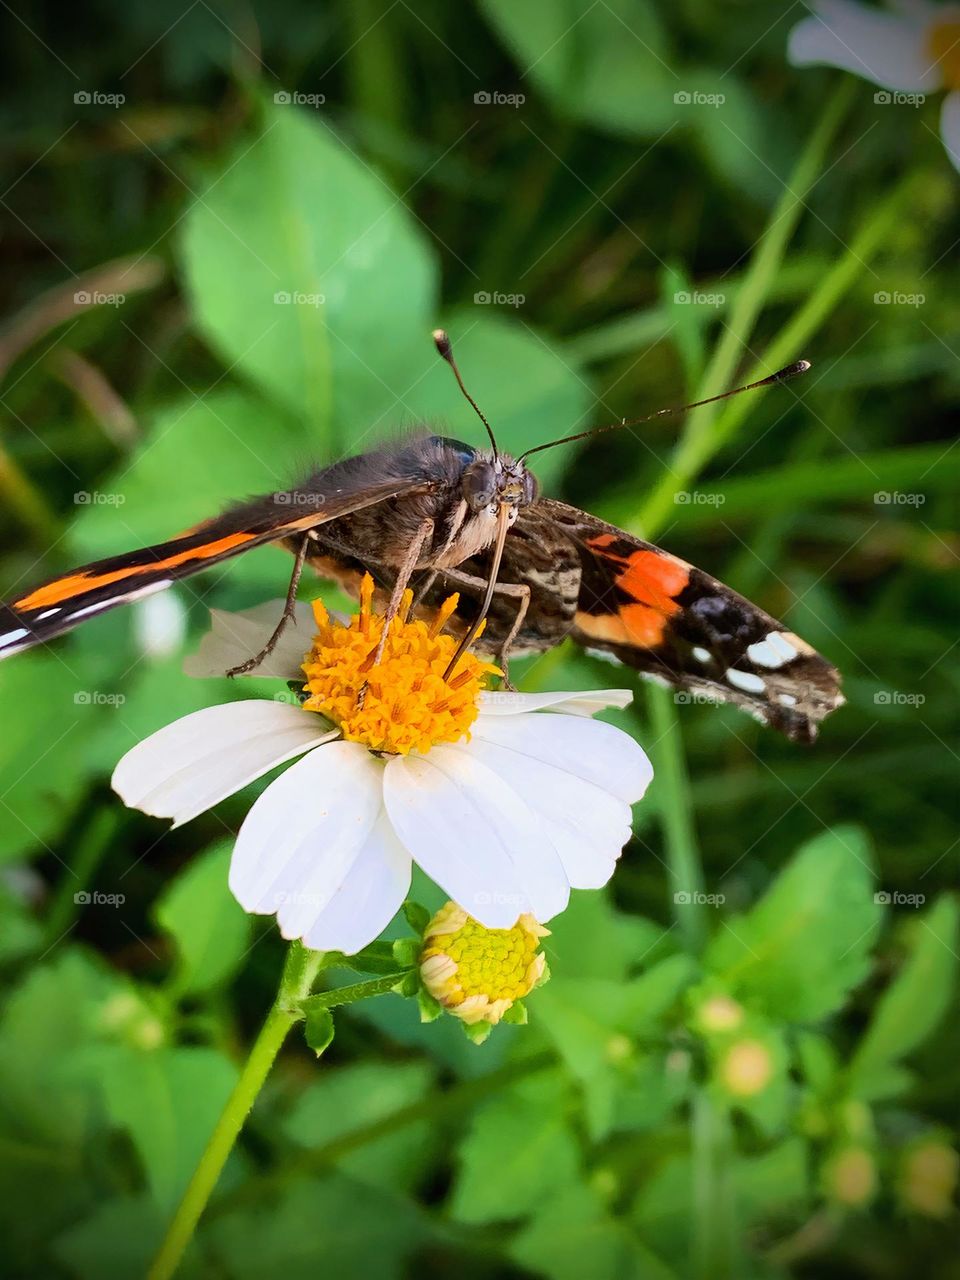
147, 943, 328, 1280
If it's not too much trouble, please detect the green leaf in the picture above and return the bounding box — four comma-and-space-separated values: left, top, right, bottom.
0, 882, 42, 963
153, 840, 252, 996
480, 0, 674, 138
304, 1005, 335, 1057
0, 653, 109, 862
536, 956, 695, 1083
181, 102, 437, 440
84, 1045, 238, 1211
51, 1196, 176, 1280
544, 888, 671, 981
206, 1173, 432, 1280
450, 1089, 580, 1223
70, 391, 304, 580
511, 1184, 678, 1280
402, 311, 593, 490
402, 900, 431, 935
282, 1060, 437, 1191
703, 826, 880, 1021
847, 895, 958, 1093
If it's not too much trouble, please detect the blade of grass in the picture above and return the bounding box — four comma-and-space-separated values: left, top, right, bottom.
640, 168, 914, 537
647, 682, 706, 953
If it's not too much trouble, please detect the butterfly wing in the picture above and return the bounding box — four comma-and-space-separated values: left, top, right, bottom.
537, 500, 843, 742
437, 498, 842, 743
0, 467, 435, 660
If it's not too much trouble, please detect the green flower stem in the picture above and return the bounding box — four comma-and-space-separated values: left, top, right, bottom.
638, 80, 854, 538
299, 970, 413, 1013
692, 1091, 738, 1280
147, 943, 328, 1280
647, 682, 705, 953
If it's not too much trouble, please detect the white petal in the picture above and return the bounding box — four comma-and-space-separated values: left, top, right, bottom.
300, 811, 411, 953
229, 741, 384, 927
183, 600, 316, 680
940, 91, 960, 172
787, 0, 938, 90
459, 735, 632, 890
471, 711, 653, 805
477, 688, 633, 717
112, 700, 337, 827
383, 748, 569, 927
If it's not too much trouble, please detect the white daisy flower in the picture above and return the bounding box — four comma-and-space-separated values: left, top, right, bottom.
787, 1, 960, 171
112, 576, 653, 955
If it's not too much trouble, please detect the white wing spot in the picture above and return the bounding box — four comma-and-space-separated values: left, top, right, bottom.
778, 693, 798, 707
726, 668, 766, 695
692, 646, 711, 664
746, 632, 799, 669
0, 627, 29, 647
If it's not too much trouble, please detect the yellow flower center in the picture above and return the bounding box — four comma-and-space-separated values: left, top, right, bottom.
420, 903, 549, 1025
928, 19, 960, 91
300, 573, 498, 755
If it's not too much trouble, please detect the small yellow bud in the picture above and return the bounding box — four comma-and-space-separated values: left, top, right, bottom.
897, 1140, 959, 1218
717, 1038, 773, 1097
419, 903, 549, 1027
698, 994, 744, 1033
823, 1146, 877, 1208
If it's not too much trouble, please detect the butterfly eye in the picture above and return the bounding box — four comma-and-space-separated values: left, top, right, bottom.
462, 460, 498, 511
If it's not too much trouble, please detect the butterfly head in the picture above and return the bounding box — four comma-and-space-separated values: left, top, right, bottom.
461, 452, 538, 523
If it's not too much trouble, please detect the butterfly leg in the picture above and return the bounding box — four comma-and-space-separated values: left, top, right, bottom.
357, 518, 434, 705
434, 567, 530, 689
225, 533, 311, 677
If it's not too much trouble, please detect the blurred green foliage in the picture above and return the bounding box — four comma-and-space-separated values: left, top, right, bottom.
0, 1, 957, 1278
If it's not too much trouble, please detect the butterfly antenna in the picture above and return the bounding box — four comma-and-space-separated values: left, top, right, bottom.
518, 359, 811, 462
432, 329, 499, 458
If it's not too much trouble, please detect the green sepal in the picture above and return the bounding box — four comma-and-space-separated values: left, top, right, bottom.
391, 937, 421, 969
462, 1020, 493, 1046
418, 989, 443, 1023
303, 1006, 335, 1058
501, 1000, 528, 1025
402, 900, 431, 935
345, 941, 398, 974
391, 970, 420, 998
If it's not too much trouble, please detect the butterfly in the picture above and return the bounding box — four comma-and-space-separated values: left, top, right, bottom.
0, 331, 842, 743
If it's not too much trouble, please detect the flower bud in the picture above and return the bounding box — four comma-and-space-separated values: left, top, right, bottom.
419, 902, 549, 1029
